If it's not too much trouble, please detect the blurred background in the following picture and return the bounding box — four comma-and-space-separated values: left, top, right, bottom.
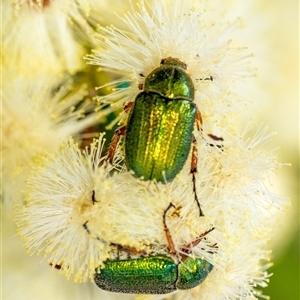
249, 2, 299, 299
237, 1, 299, 299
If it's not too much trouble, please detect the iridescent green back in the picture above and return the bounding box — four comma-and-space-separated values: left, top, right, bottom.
94, 255, 178, 294
125, 92, 196, 182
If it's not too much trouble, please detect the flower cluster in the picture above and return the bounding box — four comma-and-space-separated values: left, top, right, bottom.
5, 0, 290, 300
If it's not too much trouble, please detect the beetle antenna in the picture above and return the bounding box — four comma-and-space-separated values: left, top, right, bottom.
191, 136, 204, 217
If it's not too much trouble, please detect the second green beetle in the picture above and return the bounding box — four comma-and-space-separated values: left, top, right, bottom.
94, 253, 213, 294
108, 57, 204, 215
94, 203, 215, 294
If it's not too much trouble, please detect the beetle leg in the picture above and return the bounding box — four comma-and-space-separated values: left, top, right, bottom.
106, 101, 134, 164
83, 220, 106, 243
195, 105, 224, 150
123, 101, 134, 114
163, 203, 216, 259
194, 107, 205, 216
163, 203, 177, 256
91, 190, 97, 204
195, 108, 203, 131
49, 263, 62, 270
106, 125, 126, 164
83, 220, 91, 235
207, 133, 224, 150
195, 75, 213, 82
138, 73, 146, 90
191, 135, 204, 217
181, 227, 215, 254
110, 242, 148, 257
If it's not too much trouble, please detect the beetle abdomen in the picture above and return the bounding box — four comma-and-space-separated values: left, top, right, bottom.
94, 255, 178, 294
125, 91, 196, 182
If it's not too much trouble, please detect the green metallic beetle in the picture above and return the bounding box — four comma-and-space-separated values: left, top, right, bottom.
94, 253, 213, 294
94, 203, 215, 294
108, 57, 206, 216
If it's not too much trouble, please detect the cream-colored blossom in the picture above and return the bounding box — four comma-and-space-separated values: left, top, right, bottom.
11, 0, 291, 299
15, 136, 112, 282
3, 0, 90, 77
86, 0, 139, 28
15, 122, 287, 299
3, 211, 131, 300
86, 0, 253, 130
15, 135, 214, 283
2, 74, 103, 209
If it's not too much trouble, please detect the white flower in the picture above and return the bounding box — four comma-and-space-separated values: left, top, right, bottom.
85, 0, 139, 28
15, 124, 288, 299
3, 0, 91, 77
83, 0, 288, 298
86, 0, 253, 129
15, 136, 111, 282
2, 74, 105, 210
4, 210, 128, 300
12, 0, 290, 299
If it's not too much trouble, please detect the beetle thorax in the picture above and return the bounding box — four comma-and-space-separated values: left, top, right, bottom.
143, 58, 195, 101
